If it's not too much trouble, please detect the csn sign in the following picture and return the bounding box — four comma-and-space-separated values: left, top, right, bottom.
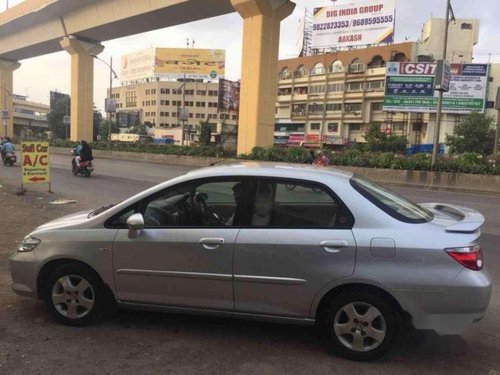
21, 142, 50, 184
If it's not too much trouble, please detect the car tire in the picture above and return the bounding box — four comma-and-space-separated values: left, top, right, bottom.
43, 263, 104, 326
323, 291, 398, 361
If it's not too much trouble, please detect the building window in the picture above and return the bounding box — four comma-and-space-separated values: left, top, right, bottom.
393, 122, 405, 131
152, 100, 156, 105
278, 88, 292, 96
486, 101, 495, 109
366, 80, 385, 90
310, 123, 321, 131
197, 90, 207, 96
185, 89, 195, 95
326, 103, 342, 112
461, 23, 473, 30
310, 85, 326, 94
308, 103, 324, 113
292, 104, 306, 116
294, 86, 308, 95
349, 124, 362, 131
152, 89, 156, 95
232, 115, 238, 120
344, 103, 362, 112
346, 82, 364, 92
327, 123, 339, 133
172, 112, 177, 117
371, 102, 384, 111
327, 83, 344, 93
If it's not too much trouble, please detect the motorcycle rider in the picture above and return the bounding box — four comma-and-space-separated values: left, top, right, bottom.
73, 140, 93, 168
1, 137, 14, 161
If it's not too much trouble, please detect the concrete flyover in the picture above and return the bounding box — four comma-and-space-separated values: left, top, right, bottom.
0, 0, 295, 153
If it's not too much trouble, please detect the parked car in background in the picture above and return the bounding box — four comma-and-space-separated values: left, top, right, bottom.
9, 163, 491, 361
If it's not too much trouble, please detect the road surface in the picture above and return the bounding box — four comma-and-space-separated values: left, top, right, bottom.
0, 154, 499, 374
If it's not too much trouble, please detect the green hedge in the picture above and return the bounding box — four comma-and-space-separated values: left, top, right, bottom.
50, 139, 235, 158
49, 140, 500, 175
243, 147, 500, 175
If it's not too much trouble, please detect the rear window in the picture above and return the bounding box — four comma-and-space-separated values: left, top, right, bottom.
350, 175, 433, 223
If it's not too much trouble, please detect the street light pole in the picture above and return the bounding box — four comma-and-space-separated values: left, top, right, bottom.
431, 0, 452, 168
108, 56, 113, 141
91, 55, 118, 141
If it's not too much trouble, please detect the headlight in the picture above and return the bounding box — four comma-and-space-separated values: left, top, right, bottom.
18, 236, 41, 252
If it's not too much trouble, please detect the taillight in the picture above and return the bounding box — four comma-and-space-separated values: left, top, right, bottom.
445, 244, 483, 271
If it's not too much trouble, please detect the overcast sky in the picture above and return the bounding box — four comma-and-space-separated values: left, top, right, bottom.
4, 0, 500, 112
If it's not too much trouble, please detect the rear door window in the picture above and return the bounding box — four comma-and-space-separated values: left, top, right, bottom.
251, 179, 354, 229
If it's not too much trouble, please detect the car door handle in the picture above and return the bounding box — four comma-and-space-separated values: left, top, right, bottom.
199, 238, 224, 250
320, 240, 349, 253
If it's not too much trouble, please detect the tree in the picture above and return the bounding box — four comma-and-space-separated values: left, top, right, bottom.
92, 107, 103, 141
363, 123, 407, 153
99, 119, 119, 140
129, 118, 148, 135
446, 112, 495, 155
199, 120, 212, 146
47, 97, 70, 139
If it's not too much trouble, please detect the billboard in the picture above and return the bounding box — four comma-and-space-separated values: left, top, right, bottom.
383, 62, 489, 114
121, 48, 155, 82
311, 0, 395, 49
154, 48, 225, 80
218, 79, 240, 113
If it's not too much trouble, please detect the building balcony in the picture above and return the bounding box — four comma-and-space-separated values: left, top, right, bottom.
277, 94, 292, 102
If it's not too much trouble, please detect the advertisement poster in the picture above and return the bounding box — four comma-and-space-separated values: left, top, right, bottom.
154, 48, 225, 80
311, 0, 395, 49
218, 79, 240, 113
383, 62, 489, 114
121, 48, 155, 82
21, 142, 50, 185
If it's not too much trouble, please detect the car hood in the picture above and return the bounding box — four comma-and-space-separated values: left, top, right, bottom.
33, 210, 93, 232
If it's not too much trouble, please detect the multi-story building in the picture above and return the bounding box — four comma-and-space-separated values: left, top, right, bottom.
416, 18, 479, 63
109, 80, 238, 145
12, 94, 49, 138
274, 17, 493, 149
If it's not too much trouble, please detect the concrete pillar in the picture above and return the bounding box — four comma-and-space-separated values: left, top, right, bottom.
60, 36, 104, 141
231, 0, 295, 155
0, 59, 21, 138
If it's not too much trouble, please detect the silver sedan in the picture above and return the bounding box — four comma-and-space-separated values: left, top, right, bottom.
9, 163, 492, 361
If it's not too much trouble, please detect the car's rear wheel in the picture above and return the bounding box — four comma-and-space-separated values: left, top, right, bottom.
43, 263, 104, 326
323, 291, 398, 361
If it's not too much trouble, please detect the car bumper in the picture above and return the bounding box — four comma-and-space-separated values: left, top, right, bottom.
393, 268, 492, 335
9, 251, 39, 298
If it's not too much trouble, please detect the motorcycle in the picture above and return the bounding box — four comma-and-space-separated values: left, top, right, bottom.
2, 152, 16, 166
71, 150, 93, 177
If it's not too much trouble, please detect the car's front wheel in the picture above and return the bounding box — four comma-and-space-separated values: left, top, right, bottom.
43, 263, 104, 326
323, 291, 398, 361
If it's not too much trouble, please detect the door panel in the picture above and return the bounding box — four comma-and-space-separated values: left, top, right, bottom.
113, 228, 239, 310
234, 228, 356, 317
233, 178, 356, 318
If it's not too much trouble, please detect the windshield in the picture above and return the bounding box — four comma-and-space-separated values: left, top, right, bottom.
350, 175, 433, 223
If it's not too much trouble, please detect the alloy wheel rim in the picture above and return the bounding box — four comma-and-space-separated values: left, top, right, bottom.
333, 301, 386, 352
51, 275, 95, 319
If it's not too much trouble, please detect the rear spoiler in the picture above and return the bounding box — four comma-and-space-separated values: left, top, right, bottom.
419, 203, 485, 233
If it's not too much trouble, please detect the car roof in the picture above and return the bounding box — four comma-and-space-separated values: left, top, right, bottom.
185, 162, 354, 181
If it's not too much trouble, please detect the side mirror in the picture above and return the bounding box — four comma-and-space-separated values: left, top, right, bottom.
126, 213, 144, 239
